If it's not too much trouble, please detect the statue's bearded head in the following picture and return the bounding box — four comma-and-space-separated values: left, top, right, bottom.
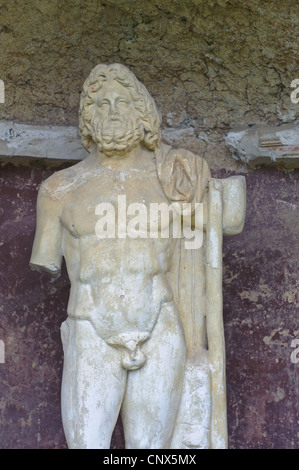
79, 64, 162, 156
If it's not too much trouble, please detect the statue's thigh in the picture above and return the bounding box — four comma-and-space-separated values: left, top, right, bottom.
61, 318, 127, 448
121, 302, 186, 449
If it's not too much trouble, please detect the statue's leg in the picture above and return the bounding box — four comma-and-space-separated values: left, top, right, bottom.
121, 302, 186, 449
60, 318, 127, 449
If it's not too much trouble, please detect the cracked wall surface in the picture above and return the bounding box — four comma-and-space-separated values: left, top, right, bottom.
0, 0, 299, 170
0, 0, 298, 450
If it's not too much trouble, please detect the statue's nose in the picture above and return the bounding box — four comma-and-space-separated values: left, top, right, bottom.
109, 101, 117, 115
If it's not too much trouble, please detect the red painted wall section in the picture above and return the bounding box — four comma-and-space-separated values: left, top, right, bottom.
0, 163, 298, 449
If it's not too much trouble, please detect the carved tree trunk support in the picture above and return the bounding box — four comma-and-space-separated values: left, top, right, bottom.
206, 179, 228, 449
170, 175, 245, 450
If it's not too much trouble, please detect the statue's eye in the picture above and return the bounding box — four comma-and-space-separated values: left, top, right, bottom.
117, 99, 128, 106
98, 100, 109, 108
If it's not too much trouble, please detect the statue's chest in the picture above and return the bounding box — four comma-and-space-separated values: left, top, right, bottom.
61, 170, 169, 238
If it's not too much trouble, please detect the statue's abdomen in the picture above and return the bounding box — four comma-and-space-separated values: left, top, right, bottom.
66, 237, 174, 341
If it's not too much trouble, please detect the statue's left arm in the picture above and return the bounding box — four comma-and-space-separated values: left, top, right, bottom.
157, 144, 246, 449
156, 145, 211, 206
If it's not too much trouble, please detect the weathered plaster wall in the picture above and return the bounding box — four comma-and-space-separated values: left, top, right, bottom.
0, 0, 298, 449
0, 0, 299, 171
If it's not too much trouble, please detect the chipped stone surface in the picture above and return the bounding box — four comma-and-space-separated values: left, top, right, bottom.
225, 123, 299, 168
0, 121, 88, 162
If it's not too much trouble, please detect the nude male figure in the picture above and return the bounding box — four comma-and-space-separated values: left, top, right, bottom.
30, 64, 210, 449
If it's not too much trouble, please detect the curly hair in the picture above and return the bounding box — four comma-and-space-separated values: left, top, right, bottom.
78, 63, 162, 152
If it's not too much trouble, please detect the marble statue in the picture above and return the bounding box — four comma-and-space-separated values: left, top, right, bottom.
30, 64, 246, 449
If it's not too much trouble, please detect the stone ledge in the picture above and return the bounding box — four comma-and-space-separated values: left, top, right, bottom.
0, 121, 200, 164
0, 121, 88, 162
225, 123, 299, 169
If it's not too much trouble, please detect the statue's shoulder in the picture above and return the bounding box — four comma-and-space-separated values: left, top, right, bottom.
158, 143, 209, 168
155, 143, 210, 203
38, 158, 88, 201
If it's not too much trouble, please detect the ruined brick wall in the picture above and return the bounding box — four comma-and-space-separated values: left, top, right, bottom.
0, 0, 298, 449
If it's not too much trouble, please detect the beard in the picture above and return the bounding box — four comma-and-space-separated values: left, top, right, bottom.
91, 114, 145, 157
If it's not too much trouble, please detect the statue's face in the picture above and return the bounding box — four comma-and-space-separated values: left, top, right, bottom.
94, 81, 135, 122
91, 80, 144, 157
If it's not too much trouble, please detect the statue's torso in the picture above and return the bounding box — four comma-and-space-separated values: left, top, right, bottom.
59, 162, 176, 340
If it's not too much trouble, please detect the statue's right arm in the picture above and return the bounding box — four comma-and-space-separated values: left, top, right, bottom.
29, 181, 63, 278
